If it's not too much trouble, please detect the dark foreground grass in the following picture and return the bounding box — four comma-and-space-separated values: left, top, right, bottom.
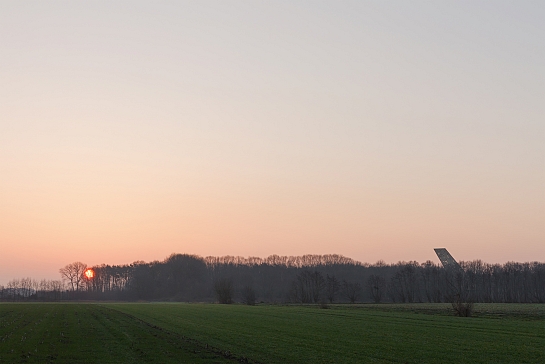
0, 303, 238, 364
110, 303, 545, 364
1, 303, 545, 363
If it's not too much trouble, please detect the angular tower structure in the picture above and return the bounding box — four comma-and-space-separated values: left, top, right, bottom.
434, 248, 462, 271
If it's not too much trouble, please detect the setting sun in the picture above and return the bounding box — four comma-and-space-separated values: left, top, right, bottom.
84, 269, 94, 280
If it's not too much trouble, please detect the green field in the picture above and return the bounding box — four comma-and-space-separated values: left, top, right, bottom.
1, 303, 544, 363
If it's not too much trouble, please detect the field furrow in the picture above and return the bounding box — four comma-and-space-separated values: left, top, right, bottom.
0, 304, 243, 364
2, 303, 545, 363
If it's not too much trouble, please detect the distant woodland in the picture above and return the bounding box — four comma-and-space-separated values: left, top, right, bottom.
2, 254, 545, 304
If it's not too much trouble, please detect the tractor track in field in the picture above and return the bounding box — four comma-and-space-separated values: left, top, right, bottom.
99, 305, 264, 364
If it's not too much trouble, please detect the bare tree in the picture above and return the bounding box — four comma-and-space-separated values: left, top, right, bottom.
241, 285, 256, 305
308, 271, 326, 303
367, 274, 386, 303
289, 270, 326, 303
59, 262, 87, 292
20, 277, 33, 298
214, 278, 234, 304
7, 279, 19, 301
342, 280, 362, 303
325, 275, 340, 303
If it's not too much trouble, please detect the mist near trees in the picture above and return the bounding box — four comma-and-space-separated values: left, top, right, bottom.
2, 254, 545, 304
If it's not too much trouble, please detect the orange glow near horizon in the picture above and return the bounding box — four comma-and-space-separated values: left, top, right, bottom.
0, 3, 544, 285
84, 269, 94, 280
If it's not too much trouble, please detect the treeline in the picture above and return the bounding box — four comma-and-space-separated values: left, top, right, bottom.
2, 254, 545, 303
0, 278, 64, 301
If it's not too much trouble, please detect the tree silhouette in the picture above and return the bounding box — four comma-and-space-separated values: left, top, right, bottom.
59, 262, 87, 292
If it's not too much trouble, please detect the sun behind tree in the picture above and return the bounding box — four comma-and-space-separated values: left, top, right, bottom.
84, 268, 94, 280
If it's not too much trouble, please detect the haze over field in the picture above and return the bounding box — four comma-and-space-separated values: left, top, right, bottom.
1, 2, 544, 284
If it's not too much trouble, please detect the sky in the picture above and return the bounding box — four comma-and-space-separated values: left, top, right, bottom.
1, 1, 544, 284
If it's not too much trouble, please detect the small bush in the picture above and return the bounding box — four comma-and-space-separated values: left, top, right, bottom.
451, 295, 474, 317
319, 301, 330, 309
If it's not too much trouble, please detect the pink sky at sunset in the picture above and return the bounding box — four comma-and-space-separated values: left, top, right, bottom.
1, 2, 544, 284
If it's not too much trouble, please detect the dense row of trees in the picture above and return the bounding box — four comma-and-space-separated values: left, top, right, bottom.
2, 254, 545, 303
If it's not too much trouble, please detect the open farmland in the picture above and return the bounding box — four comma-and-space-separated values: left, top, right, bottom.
1, 303, 545, 363
0, 304, 238, 364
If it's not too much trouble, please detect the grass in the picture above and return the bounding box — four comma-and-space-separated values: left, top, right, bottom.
344, 303, 545, 320
1, 302, 545, 363
110, 303, 545, 363
0, 303, 239, 364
